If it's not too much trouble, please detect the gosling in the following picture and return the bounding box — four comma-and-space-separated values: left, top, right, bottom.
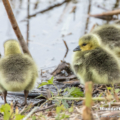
84, 23, 120, 58
0, 40, 38, 105
71, 34, 120, 84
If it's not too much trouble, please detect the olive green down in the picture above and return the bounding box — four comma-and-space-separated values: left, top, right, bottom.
0, 40, 38, 92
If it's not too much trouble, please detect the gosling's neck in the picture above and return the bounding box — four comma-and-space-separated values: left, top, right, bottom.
4, 41, 22, 56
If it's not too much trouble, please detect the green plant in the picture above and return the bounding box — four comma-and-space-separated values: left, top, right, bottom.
38, 76, 84, 118
0, 103, 24, 120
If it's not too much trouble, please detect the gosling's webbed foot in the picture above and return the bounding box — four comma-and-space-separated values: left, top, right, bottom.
3, 91, 7, 104
21, 90, 29, 106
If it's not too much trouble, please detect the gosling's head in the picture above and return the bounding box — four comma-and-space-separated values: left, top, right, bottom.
4, 40, 22, 56
73, 34, 100, 52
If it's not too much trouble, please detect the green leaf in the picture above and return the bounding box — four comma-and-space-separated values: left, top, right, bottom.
38, 76, 54, 88
106, 87, 112, 90
47, 76, 54, 84
56, 105, 65, 114
66, 87, 84, 97
56, 106, 61, 113
0, 104, 10, 120
15, 114, 25, 120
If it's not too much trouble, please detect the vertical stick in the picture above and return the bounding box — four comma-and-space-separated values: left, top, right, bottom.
2, 0, 32, 57
26, 0, 30, 46
82, 82, 93, 120
85, 82, 93, 108
85, 0, 92, 34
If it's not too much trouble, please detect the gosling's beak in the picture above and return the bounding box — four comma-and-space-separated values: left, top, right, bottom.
73, 46, 81, 52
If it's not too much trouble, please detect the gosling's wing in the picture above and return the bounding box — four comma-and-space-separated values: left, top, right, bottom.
71, 51, 88, 74
87, 48, 120, 82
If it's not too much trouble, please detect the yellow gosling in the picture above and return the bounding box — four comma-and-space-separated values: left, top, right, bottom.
0, 40, 38, 105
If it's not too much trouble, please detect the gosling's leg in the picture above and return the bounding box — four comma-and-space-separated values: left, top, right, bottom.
21, 90, 29, 106
24, 90, 29, 104
3, 91, 7, 104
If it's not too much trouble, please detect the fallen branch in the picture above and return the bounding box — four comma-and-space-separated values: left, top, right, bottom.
51, 61, 70, 76
27, 0, 71, 19
89, 9, 120, 17
2, 0, 31, 57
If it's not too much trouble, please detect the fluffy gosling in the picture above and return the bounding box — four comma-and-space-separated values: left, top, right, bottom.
0, 40, 38, 105
71, 34, 120, 84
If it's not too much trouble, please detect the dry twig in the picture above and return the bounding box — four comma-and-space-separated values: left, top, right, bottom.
82, 82, 93, 120
63, 40, 69, 59
85, 0, 92, 34
27, 0, 71, 19
26, 0, 30, 46
2, 0, 31, 57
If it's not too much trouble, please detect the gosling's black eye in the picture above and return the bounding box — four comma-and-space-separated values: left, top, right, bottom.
82, 43, 87, 46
